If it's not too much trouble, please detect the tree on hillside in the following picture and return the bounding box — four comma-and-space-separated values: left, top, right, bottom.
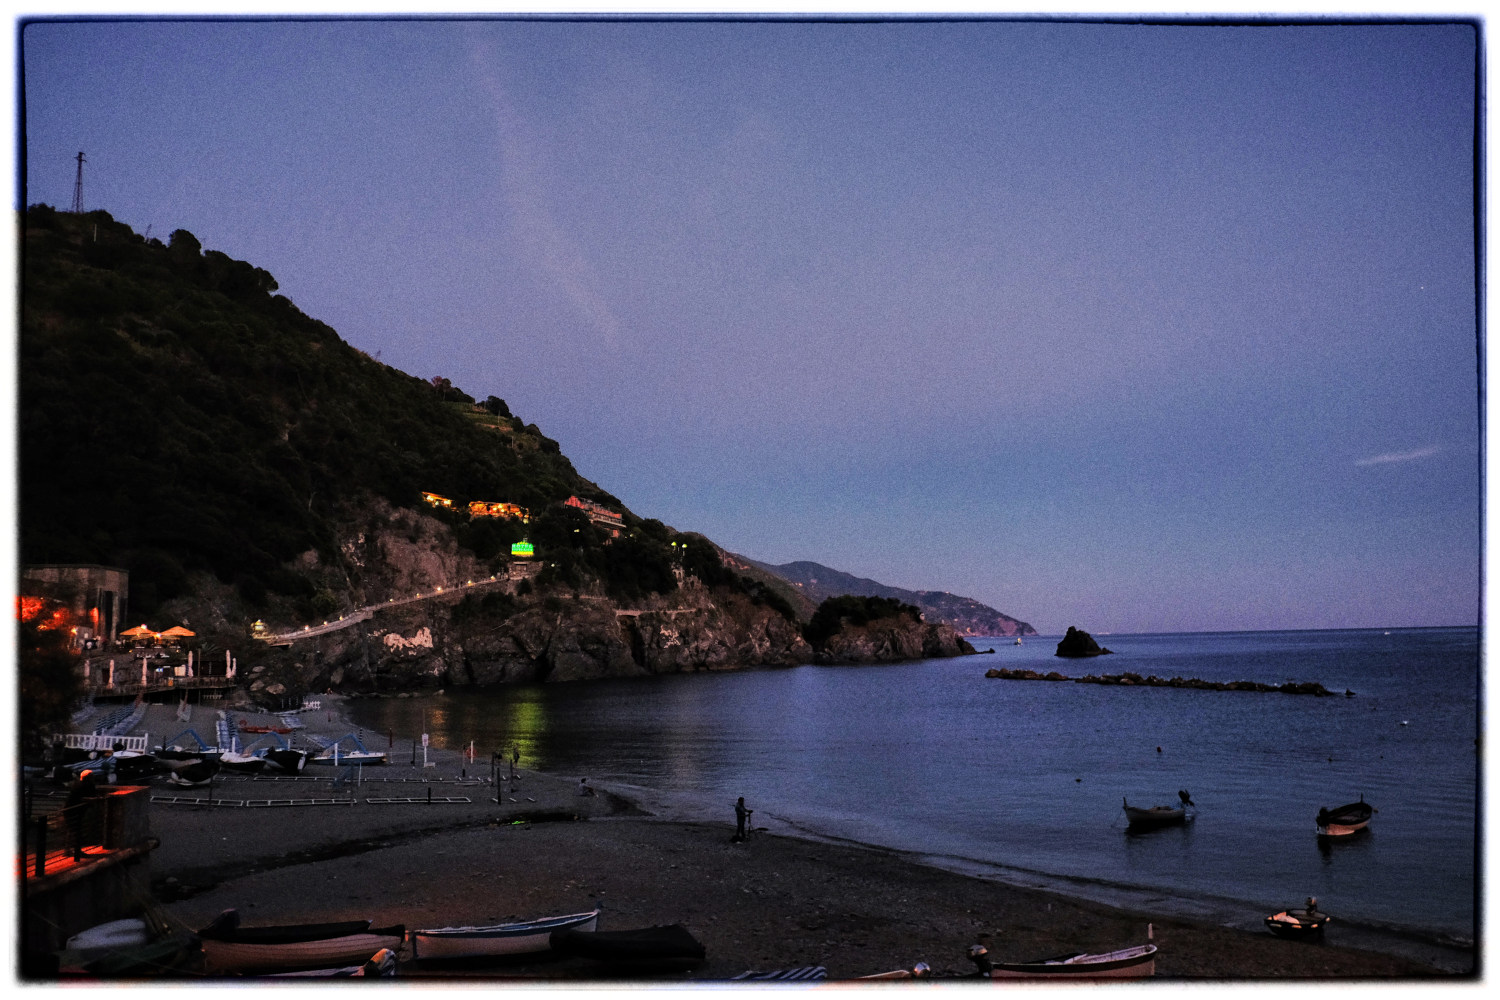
17, 597, 85, 753
803, 595, 921, 648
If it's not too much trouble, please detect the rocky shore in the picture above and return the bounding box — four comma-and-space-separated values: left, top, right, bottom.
118, 700, 1464, 981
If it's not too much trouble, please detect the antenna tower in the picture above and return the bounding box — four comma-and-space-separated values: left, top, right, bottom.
71, 151, 85, 213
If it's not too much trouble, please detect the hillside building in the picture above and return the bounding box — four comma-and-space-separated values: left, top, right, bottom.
469, 500, 529, 521
19, 564, 129, 648
563, 495, 625, 536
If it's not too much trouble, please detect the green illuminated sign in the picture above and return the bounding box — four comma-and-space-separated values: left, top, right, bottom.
511, 541, 535, 558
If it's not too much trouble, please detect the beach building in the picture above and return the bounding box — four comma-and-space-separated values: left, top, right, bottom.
20, 564, 129, 649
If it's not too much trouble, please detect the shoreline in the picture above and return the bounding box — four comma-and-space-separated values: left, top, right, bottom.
108, 696, 1477, 980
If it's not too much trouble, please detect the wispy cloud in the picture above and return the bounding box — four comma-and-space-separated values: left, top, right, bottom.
472, 47, 621, 347
1354, 446, 1441, 467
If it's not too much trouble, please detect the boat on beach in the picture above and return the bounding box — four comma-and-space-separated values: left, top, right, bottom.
1265, 898, 1331, 940
155, 729, 222, 762
269, 947, 398, 977
163, 757, 221, 786
1123, 790, 1193, 830
549, 923, 706, 972
409, 908, 601, 961
1316, 796, 1374, 837
236, 719, 294, 734
195, 909, 405, 975
968, 926, 1156, 979
305, 732, 388, 765
217, 749, 268, 774
263, 747, 310, 774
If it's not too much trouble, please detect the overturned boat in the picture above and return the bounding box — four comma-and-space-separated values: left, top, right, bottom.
550, 923, 706, 973
195, 909, 405, 975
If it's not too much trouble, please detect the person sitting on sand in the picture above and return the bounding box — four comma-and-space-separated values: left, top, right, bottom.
579, 778, 596, 797
734, 796, 753, 842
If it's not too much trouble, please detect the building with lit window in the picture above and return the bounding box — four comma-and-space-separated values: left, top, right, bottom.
19, 565, 128, 648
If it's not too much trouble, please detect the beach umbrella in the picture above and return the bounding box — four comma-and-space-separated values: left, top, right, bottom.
120, 625, 153, 638
160, 626, 196, 638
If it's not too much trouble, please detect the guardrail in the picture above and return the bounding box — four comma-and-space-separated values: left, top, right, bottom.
54, 733, 150, 752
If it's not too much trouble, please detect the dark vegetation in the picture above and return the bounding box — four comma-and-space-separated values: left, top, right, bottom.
803, 595, 922, 648
19, 205, 795, 627
18, 599, 86, 751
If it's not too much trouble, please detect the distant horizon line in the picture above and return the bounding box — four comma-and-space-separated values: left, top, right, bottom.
992, 624, 1477, 639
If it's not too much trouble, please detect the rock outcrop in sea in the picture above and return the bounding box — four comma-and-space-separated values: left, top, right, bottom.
1055, 626, 1113, 658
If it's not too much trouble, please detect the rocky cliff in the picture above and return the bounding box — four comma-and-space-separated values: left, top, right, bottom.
814, 616, 975, 665
275, 586, 813, 693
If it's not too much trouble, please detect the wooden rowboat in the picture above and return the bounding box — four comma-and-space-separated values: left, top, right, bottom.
969, 927, 1157, 980
1316, 796, 1374, 837
1124, 790, 1194, 830
195, 909, 405, 975
1266, 898, 1331, 940
409, 909, 600, 961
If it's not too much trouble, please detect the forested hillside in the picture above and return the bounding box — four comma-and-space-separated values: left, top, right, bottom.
19, 206, 619, 616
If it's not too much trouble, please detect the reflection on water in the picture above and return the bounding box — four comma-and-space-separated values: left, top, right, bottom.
344, 628, 1477, 943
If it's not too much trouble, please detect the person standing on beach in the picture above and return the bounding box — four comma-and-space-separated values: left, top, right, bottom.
734, 796, 752, 842
65, 770, 103, 860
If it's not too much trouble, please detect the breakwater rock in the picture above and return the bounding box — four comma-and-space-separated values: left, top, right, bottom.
1055, 626, 1113, 658
984, 667, 1340, 696
1076, 673, 1337, 695
984, 667, 1070, 681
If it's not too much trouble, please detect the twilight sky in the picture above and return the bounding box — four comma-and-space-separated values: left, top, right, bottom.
19, 17, 1480, 634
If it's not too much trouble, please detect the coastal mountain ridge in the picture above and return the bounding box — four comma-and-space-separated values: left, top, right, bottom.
19, 205, 978, 713
736, 558, 1037, 637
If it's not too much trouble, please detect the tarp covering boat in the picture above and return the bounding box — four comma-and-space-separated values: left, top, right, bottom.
550, 924, 706, 971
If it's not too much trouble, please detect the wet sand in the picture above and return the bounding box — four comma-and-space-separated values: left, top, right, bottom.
138, 698, 1468, 981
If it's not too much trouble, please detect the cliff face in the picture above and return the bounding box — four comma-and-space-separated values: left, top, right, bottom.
814, 615, 975, 665
265, 576, 813, 693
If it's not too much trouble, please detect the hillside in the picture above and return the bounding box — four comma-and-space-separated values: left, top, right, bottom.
18, 205, 977, 702
738, 558, 1036, 637
19, 205, 619, 618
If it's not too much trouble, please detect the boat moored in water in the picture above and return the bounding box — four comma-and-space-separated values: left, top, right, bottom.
1123, 791, 1193, 830
1316, 795, 1374, 837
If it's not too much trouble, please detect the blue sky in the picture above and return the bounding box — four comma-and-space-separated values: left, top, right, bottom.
18, 17, 1480, 634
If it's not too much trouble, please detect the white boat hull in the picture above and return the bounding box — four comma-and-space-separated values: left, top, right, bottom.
201, 930, 405, 975
988, 943, 1157, 979
410, 909, 600, 961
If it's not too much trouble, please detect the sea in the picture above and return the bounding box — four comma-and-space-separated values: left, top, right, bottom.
345, 627, 1481, 971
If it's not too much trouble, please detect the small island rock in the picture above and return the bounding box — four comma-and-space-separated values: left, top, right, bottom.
1055, 626, 1114, 658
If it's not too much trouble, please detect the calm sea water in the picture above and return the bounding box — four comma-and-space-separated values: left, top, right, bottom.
345, 627, 1479, 959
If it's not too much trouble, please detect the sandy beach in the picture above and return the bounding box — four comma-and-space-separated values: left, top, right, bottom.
131, 697, 1468, 982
